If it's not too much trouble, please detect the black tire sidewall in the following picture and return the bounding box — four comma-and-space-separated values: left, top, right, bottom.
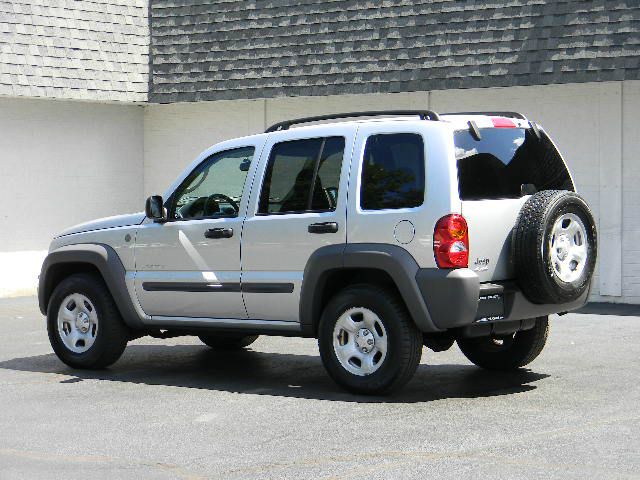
540, 194, 597, 302
47, 274, 127, 368
514, 190, 597, 304
318, 286, 420, 394
457, 317, 549, 370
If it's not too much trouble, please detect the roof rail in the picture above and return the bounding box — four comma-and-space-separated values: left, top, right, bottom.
265, 110, 441, 133
441, 111, 527, 120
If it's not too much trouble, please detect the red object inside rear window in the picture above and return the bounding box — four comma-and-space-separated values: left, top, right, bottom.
491, 117, 516, 128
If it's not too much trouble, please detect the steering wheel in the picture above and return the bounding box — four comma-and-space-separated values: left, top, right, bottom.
182, 169, 209, 195
175, 197, 204, 219
204, 193, 239, 216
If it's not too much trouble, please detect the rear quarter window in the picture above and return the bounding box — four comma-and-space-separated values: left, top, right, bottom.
455, 127, 574, 200
360, 133, 425, 210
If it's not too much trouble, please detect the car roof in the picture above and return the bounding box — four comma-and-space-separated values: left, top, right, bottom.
268, 116, 432, 132
263, 111, 531, 134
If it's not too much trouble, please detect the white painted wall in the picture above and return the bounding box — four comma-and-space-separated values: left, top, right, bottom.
143, 100, 266, 197
143, 83, 640, 304
142, 92, 431, 196
2, 82, 637, 303
621, 81, 640, 303
0, 97, 144, 297
430, 81, 639, 303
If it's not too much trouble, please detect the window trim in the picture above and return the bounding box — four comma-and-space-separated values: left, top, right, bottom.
167, 145, 255, 223
358, 132, 427, 212
257, 135, 345, 217
255, 208, 336, 217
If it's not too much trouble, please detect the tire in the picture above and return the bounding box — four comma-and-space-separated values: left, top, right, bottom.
318, 285, 423, 395
47, 273, 129, 369
512, 190, 597, 304
198, 334, 259, 350
457, 317, 549, 370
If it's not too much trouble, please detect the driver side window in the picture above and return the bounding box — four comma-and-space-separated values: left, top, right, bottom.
171, 146, 255, 220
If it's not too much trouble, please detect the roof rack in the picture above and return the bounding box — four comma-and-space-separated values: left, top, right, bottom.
441, 111, 527, 120
265, 110, 441, 133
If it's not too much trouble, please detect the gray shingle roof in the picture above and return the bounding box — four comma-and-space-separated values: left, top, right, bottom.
0, 0, 149, 102
149, 0, 640, 103
2, 1, 638, 104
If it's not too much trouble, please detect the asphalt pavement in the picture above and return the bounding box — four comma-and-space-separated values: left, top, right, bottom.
0, 296, 639, 479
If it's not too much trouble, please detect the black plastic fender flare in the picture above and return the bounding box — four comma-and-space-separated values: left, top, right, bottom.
38, 243, 145, 329
299, 243, 443, 336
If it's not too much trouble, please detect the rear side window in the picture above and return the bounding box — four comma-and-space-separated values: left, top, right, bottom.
258, 137, 345, 214
360, 133, 425, 210
455, 128, 574, 200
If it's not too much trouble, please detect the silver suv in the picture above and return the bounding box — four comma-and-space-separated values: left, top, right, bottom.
39, 111, 597, 394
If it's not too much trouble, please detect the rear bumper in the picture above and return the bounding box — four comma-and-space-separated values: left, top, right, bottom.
415, 268, 590, 332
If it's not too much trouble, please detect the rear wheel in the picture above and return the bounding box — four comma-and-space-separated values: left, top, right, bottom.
198, 334, 259, 350
318, 285, 422, 395
457, 317, 549, 370
47, 273, 129, 369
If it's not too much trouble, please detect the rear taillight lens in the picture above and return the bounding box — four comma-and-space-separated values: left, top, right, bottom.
434, 214, 469, 268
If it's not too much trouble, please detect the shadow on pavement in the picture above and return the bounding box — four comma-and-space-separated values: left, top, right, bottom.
0, 344, 549, 403
575, 302, 640, 317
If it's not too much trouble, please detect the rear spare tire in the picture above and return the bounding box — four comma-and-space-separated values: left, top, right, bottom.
512, 190, 597, 304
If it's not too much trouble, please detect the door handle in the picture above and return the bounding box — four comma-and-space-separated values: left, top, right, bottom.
204, 227, 234, 239
308, 222, 339, 234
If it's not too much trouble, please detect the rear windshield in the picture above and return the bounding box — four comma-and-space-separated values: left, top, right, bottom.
455, 127, 574, 200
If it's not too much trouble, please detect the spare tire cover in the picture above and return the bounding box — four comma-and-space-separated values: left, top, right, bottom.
512, 190, 597, 304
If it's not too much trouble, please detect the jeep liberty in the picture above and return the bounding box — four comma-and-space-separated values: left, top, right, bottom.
39, 111, 597, 394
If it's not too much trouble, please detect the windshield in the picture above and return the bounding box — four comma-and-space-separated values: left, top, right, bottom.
455, 127, 574, 200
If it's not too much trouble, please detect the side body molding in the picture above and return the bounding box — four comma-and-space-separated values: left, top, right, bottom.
38, 243, 145, 329
300, 243, 442, 336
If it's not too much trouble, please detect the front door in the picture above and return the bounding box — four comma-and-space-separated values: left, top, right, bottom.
241, 125, 355, 322
134, 144, 258, 319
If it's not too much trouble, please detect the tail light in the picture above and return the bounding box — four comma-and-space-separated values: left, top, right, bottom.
434, 214, 469, 268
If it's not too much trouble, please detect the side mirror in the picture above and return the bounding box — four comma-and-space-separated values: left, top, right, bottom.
145, 195, 166, 222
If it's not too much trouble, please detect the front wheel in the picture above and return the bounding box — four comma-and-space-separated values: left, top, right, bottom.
457, 317, 549, 370
47, 273, 129, 369
318, 285, 423, 395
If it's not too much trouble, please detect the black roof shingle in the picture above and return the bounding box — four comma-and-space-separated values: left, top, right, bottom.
149, 0, 640, 103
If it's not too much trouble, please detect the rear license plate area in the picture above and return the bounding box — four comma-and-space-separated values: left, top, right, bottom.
476, 293, 505, 322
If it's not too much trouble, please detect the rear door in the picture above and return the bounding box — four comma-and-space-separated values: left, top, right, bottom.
240, 125, 355, 322
455, 122, 574, 281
